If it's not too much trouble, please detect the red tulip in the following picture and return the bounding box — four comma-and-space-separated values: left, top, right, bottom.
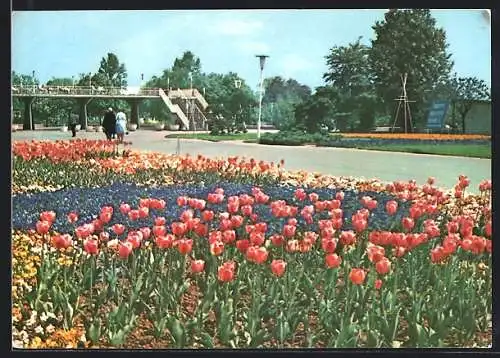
375, 257, 392, 275
180, 209, 194, 223
171, 222, 188, 237
485, 221, 491, 237
227, 201, 240, 214
154, 216, 166, 226
287, 218, 298, 226
349, 268, 366, 285
230, 215, 244, 228
191, 259, 205, 273
40, 211, 56, 223
321, 237, 337, 253
75, 224, 92, 239
241, 205, 253, 216
375, 279, 383, 290
447, 221, 459, 234
36, 220, 51, 235
177, 238, 193, 255
430, 246, 446, 263
309, 193, 319, 202
255, 222, 267, 233
100, 211, 112, 224
83, 238, 99, 255
218, 262, 235, 282
294, 188, 307, 201
340, 231, 356, 246
118, 241, 133, 259
402, 217, 415, 232
270, 234, 284, 247
271, 259, 287, 277
99, 232, 110, 241
367, 245, 385, 263
286, 239, 299, 253
325, 253, 342, 268
222, 230, 236, 244
120, 203, 131, 215
112, 224, 125, 235
139, 198, 151, 208
385, 200, 398, 215
91, 219, 104, 233
67, 212, 78, 223
235, 239, 250, 253
210, 240, 225, 256
253, 247, 269, 264
201, 210, 214, 222
219, 219, 233, 231
128, 210, 140, 221
352, 218, 367, 233
249, 231, 265, 246
127, 232, 142, 249
52, 234, 72, 249
155, 234, 174, 249
470, 236, 487, 255
283, 224, 296, 238
331, 218, 343, 230
139, 227, 151, 240
177, 196, 188, 206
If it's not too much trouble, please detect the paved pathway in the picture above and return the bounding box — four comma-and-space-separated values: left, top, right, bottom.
12, 129, 490, 193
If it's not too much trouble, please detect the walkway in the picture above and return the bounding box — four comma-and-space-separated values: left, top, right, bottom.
12, 130, 490, 193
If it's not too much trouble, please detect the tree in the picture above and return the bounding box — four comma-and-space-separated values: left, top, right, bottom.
294, 86, 336, 133
262, 76, 311, 129
370, 9, 454, 128
97, 52, 128, 87
202, 72, 257, 134
323, 37, 379, 131
449, 76, 490, 133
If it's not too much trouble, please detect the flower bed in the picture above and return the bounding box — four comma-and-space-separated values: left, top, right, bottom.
341, 133, 491, 141
11, 140, 492, 349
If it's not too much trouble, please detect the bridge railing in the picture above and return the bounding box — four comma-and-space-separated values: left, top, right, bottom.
11, 85, 160, 97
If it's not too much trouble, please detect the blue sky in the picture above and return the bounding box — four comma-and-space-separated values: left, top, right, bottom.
12, 9, 491, 91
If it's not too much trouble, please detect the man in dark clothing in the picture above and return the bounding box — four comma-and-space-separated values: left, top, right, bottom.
68, 113, 79, 137
102, 107, 116, 140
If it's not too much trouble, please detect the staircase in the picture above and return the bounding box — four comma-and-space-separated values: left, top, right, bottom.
158, 88, 189, 129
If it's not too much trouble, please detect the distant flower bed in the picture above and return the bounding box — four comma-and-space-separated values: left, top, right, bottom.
318, 137, 491, 147
341, 133, 490, 141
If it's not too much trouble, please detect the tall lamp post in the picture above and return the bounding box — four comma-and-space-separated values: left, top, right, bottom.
32, 70, 36, 92
255, 55, 269, 139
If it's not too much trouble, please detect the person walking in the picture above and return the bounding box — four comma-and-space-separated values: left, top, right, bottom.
102, 107, 116, 140
115, 108, 127, 143
68, 112, 79, 138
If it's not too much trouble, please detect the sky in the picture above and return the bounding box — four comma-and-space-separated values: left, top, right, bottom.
11, 9, 491, 91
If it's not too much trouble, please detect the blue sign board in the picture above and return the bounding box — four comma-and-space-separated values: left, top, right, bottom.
426, 101, 450, 129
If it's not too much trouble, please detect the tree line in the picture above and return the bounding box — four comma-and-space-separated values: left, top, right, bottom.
12, 9, 490, 133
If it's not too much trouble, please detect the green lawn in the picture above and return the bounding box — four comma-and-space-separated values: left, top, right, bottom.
165, 132, 258, 142
355, 144, 491, 159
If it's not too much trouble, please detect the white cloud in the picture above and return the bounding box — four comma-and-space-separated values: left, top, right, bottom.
236, 41, 270, 54
211, 18, 264, 36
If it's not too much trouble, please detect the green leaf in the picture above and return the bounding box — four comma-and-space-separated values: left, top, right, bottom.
200, 332, 214, 348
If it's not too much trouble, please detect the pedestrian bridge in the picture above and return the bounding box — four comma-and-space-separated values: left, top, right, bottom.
12, 85, 209, 131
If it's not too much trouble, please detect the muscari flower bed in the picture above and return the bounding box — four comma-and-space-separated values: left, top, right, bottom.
11, 140, 492, 349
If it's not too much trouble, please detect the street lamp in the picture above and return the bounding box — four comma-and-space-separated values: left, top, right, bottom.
255, 55, 269, 139
32, 70, 36, 92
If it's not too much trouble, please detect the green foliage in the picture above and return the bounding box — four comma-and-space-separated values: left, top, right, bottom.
261, 76, 311, 129
369, 9, 454, 127
447, 76, 490, 133
259, 130, 336, 146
